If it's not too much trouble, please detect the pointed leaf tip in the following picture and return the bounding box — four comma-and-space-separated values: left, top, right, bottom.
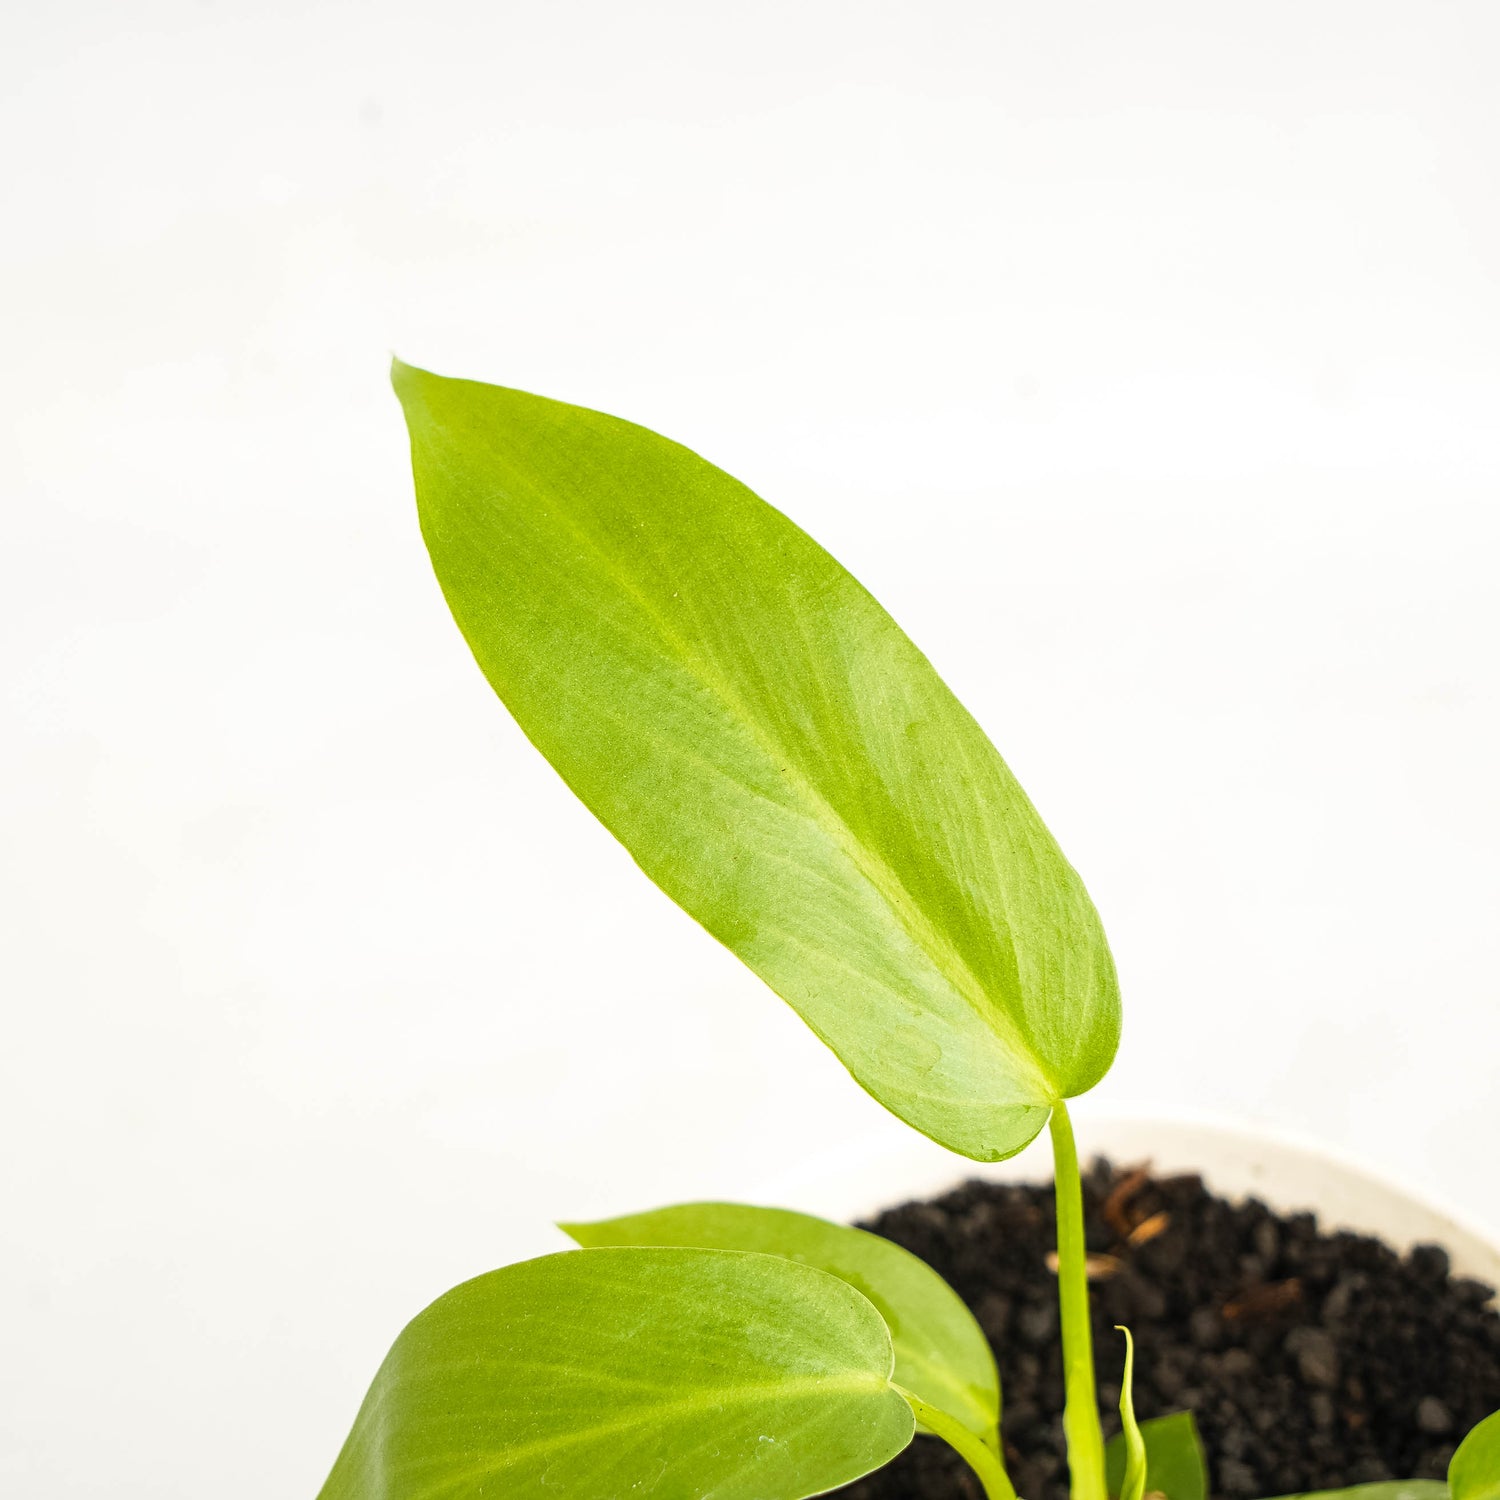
1116, 1327, 1147, 1500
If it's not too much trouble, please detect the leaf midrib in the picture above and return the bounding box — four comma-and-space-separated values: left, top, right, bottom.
385, 1372, 896, 1492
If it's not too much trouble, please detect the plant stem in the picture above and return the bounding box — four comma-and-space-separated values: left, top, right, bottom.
1050, 1099, 1108, 1500
892, 1385, 1016, 1500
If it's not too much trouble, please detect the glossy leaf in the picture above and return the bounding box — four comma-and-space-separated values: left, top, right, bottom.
1259, 1486, 1447, 1500
561, 1201, 1000, 1446
317, 1246, 914, 1500
1114, 1328, 1146, 1500
393, 360, 1120, 1162
1452, 1409, 1500, 1500
1105, 1410, 1207, 1500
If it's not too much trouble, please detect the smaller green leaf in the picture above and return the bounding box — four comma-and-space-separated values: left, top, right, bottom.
561, 1202, 1000, 1449
1115, 1328, 1147, 1500
1259, 1486, 1448, 1500
1452, 1409, 1500, 1500
1104, 1410, 1207, 1500
317, 1246, 914, 1500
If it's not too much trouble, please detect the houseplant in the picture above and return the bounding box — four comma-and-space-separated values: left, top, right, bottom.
315, 361, 1499, 1500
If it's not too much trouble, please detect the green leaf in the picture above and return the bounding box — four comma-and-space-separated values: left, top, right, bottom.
1257, 1413, 1500, 1500
317, 1245, 914, 1500
392, 360, 1120, 1161
561, 1201, 1000, 1447
1105, 1410, 1206, 1500
1114, 1328, 1147, 1500
1452, 1409, 1500, 1500
1258, 1486, 1448, 1500
1260, 1415, 1500, 1500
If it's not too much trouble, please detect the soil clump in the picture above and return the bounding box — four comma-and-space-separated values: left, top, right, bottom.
839, 1159, 1500, 1500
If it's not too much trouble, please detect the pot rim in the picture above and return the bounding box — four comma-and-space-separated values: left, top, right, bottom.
756, 1104, 1500, 1285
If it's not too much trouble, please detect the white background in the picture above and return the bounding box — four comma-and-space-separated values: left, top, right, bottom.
3, 3, 1498, 1494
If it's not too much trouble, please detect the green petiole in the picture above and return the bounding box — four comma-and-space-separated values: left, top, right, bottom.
1051, 1099, 1108, 1500
893, 1384, 1016, 1500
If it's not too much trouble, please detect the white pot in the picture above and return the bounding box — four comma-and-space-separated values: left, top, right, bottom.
762, 1109, 1500, 1282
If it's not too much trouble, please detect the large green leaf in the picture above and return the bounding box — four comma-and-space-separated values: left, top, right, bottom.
393, 360, 1119, 1161
317, 1246, 913, 1500
1105, 1410, 1206, 1500
1452, 1409, 1500, 1500
560, 1201, 1000, 1446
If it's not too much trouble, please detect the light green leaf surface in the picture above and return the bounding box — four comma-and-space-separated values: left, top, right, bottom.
1114, 1328, 1147, 1500
1452, 1409, 1500, 1500
317, 1246, 914, 1500
1260, 1486, 1447, 1500
1105, 1410, 1206, 1500
561, 1201, 1000, 1446
393, 360, 1120, 1161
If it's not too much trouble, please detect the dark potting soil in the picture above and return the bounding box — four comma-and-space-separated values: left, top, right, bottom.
838, 1159, 1500, 1500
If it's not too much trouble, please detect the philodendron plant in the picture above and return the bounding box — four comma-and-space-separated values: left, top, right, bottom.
317, 362, 1499, 1500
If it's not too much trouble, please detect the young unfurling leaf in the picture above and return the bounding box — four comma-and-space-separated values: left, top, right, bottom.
1115, 1328, 1147, 1500
393, 361, 1119, 1162
1104, 1410, 1207, 1500
316, 1246, 913, 1500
